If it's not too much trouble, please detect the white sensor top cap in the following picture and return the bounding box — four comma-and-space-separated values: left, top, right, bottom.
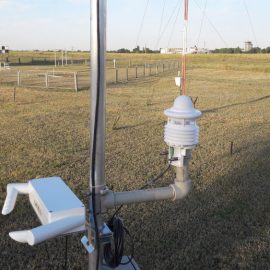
164, 95, 201, 120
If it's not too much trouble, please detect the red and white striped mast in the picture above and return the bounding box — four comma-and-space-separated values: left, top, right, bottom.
181, 0, 188, 95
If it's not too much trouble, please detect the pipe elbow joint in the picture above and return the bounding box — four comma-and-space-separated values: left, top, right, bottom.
170, 179, 191, 201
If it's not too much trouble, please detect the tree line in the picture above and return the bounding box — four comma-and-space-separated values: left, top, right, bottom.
108, 46, 159, 54
109, 46, 270, 54
212, 47, 270, 54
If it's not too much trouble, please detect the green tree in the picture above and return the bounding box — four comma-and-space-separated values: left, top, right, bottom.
132, 46, 140, 53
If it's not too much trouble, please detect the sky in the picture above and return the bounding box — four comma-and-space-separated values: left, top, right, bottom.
0, 0, 269, 51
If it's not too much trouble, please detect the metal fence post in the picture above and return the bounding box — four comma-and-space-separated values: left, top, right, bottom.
162, 63, 165, 72
126, 67, 128, 81
13, 87, 16, 102
74, 72, 78, 92
45, 72, 48, 89
135, 66, 138, 78
156, 64, 158, 75
143, 64, 145, 76
149, 65, 152, 76
115, 69, 118, 83
17, 71, 21, 86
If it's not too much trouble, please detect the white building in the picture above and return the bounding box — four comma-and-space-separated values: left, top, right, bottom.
244, 41, 253, 52
160, 48, 183, 54
160, 46, 209, 54
1, 46, 9, 54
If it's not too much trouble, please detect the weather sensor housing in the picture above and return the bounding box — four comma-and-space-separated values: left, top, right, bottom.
2, 177, 85, 245
164, 95, 201, 167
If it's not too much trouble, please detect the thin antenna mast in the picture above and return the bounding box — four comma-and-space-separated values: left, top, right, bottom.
181, 0, 188, 95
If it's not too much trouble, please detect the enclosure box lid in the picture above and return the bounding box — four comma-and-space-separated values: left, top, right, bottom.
29, 177, 84, 224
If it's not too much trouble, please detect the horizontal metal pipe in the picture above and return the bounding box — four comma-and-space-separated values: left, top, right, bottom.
103, 179, 191, 209
102, 152, 192, 210
103, 187, 175, 209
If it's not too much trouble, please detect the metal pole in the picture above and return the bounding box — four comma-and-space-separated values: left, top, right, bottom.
61, 50, 64, 67
89, 0, 106, 269
115, 69, 118, 83
65, 50, 68, 65
74, 72, 78, 92
45, 72, 48, 89
17, 71, 20, 86
54, 51, 57, 67
181, 0, 188, 95
126, 67, 129, 81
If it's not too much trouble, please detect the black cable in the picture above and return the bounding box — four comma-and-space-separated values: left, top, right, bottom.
90, 1, 101, 270
111, 163, 171, 220
156, 0, 166, 48
104, 164, 171, 268
135, 0, 150, 47
243, 0, 258, 46
196, 0, 208, 47
155, 0, 181, 49
104, 216, 134, 268
139, 163, 171, 190
167, 0, 182, 49
192, 0, 228, 47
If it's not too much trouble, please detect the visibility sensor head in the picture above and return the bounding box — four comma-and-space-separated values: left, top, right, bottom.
2, 177, 85, 245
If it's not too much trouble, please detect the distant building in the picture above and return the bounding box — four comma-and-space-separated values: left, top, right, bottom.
160, 48, 182, 54
160, 46, 209, 54
244, 41, 253, 52
1, 46, 9, 54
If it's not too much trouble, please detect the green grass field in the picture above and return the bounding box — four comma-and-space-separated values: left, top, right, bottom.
0, 53, 269, 269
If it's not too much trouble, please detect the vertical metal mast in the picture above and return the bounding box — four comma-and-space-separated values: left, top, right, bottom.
89, 0, 107, 269
181, 0, 188, 95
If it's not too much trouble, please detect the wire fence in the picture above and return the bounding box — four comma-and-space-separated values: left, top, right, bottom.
0, 60, 180, 91
0, 56, 89, 66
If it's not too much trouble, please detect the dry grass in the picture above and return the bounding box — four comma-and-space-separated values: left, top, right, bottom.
0, 54, 270, 269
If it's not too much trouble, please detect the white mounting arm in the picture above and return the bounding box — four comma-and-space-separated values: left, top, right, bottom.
9, 215, 85, 246
2, 183, 31, 215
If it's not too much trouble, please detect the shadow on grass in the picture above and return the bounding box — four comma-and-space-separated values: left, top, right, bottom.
203, 95, 270, 114
131, 137, 270, 269
113, 121, 149, 131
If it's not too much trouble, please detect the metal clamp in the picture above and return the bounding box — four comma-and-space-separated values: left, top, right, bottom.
100, 223, 112, 244
81, 235, 95, 254
81, 223, 112, 254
